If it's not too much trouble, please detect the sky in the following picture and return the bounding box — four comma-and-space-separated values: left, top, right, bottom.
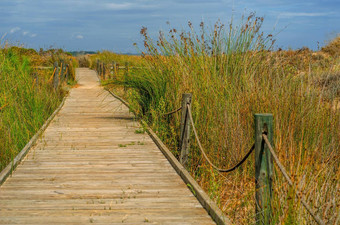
0, 0, 339, 53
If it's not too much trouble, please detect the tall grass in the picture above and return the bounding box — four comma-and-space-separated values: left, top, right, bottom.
0, 46, 76, 171
100, 14, 340, 224
88, 51, 144, 69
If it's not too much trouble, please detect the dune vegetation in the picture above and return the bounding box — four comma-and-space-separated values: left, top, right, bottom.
90, 15, 339, 224
0, 46, 77, 171
1, 13, 338, 225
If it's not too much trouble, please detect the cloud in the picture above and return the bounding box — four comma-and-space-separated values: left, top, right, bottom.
10, 27, 20, 33
20, 30, 37, 37
104, 2, 159, 11
76, 34, 83, 39
278, 12, 333, 18
105, 3, 133, 10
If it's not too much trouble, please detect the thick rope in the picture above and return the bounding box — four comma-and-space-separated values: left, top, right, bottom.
48, 67, 57, 83
262, 134, 325, 225
162, 106, 182, 116
187, 104, 254, 173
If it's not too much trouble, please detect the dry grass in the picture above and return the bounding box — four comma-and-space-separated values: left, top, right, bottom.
88, 51, 144, 68
322, 35, 340, 58
0, 46, 77, 171
91, 16, 339, 224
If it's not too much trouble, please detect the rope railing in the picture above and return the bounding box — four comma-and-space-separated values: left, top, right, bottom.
95, 70, 327, 225
47, 61, 72, 90
162, 106, 182, 116
95, 60, 148, 82
262, 134, 325, 225
158, 93, 325, 225
187, 105, 255, 173
95, 60, 130, 81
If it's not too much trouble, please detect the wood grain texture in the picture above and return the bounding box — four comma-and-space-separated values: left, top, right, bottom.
0, 68, 216, 225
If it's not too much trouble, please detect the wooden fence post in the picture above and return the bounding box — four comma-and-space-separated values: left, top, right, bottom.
109, 62, 113, 79
34, 73, 38, 89
113, 61, 117, 79
116, 63, 120, 76
254, 114, 273, 225
179, 93, 192, 167
125, 62, 129, 76
98, 60, 101, 76
102, 63, 106, 80
100, 62, 103, 78
63, 62, 67, 81
60, 60, 65, 83
65, 64, 69, 81
53, 61, 59, 90
101, 62, 103, 77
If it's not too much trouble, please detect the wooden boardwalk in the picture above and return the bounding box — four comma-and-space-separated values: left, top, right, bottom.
0, 68, 216, 225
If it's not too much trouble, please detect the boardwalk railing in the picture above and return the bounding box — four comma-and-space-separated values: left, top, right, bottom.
51, 60, 72, 89
93, 64, 325, 225
167, 94, 325, 225
96, 60, 130, 81
33, 61, 72, 90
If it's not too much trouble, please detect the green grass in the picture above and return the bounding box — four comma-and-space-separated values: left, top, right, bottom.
100, 14, 339, 224
0, 47, 76, 171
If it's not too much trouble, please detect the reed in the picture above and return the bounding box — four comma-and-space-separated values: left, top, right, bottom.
95, 15, 339, 224
0, 46, 77, 171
